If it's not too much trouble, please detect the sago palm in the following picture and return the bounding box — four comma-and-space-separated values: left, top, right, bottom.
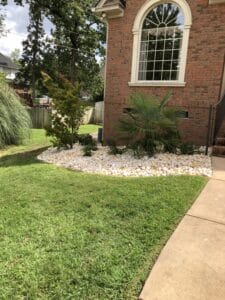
119, 92, 181, 156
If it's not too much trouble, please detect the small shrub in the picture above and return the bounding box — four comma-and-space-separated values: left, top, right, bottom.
46, 116, 78, 150
91, 142, 98, 151
42, 72, 86, 149
180, 143, 195, 155
164, 138, 180, 154
128, 143, 146, 159
107, 139, 126, 155
78, 134, 94, 146
80, 135, 98, 156
79, 134, 98, 152
119, 92, 181, 157
83, 144, 93, 157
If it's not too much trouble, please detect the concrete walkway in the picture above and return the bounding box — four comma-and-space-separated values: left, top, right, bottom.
140, 157, 225, 300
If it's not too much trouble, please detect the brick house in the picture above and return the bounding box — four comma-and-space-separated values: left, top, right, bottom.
93, 0, 225, 147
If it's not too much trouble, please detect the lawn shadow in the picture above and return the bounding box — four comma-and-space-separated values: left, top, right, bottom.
0, 147, 48, 168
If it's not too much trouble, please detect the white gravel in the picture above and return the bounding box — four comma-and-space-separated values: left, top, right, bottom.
38, 145, 212, 177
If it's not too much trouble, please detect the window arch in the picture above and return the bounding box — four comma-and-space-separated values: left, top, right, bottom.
129, 0, 192, 86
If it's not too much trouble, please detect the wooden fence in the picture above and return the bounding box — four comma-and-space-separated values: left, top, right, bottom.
82, 102, 104, 125
27, 102, 103, 129
94, 101, 104, 124
27, 107, 52, 129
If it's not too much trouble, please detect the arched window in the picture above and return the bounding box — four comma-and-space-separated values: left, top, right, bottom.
130, 0, 192, 86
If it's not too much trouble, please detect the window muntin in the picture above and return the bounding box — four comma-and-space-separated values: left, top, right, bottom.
138, 3, 184, 82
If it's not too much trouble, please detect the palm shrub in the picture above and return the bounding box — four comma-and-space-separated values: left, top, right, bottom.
0, 74, 31, 148
42, 72, 86, 149
119, 93, 181, 156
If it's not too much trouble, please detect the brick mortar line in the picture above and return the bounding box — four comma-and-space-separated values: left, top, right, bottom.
186, 213, 225, 227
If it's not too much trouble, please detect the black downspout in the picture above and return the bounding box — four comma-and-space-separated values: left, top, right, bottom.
205, 105, 213, 156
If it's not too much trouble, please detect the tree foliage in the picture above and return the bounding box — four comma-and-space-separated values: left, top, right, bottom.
0, 8, 8, 37
0, 75, 31, 148
18, 1, 45, 100
42, 72, 86, 149
1, 0, 106, 100
45, 0, 105, 83
0, 12, 4, 36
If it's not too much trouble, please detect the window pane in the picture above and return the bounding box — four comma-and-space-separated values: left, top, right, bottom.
148, 40, 156, 49
138, 71, 146, 80
139, 2, 184, 81
172, 60, 179, 70
154, 71, 162, 80
155, 61, 163, 70
165, 39, 173, 49
140, 52, 147, 61
139, 62, 147, 71
156, 51, 164, 60
142, 30, 149, 41
174, 38, 182, 49
146, 72, 154, 80
143, 3, 184, 29
157, 40, 164, 50
140, 41, 148, 51
164, 50, 172, 60
173, 50, 180, 60
147, 61, 154, 70
171, 71, 178, 80
162, 71, 171, 80
163, 60, 171, 71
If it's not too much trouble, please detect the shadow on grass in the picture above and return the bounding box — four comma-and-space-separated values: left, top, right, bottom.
0, 147, 48, 168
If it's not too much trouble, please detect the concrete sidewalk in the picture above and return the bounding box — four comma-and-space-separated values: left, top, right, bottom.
140, 157, 225, 300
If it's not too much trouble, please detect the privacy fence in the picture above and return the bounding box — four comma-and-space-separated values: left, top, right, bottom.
27, 101, 104, 129
83, 102, 104, 124
27, 107, 52, 129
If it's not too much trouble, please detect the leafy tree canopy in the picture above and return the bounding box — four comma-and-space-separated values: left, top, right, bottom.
0, 8, 8, 37
1, 0, 105, 101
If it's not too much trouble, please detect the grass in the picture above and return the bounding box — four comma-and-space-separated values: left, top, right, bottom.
0, 124, 101, 157
79, 124, 101, 135
0, 129, 207, 299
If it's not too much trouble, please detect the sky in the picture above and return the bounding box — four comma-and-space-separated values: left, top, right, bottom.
0, 0, 53, 56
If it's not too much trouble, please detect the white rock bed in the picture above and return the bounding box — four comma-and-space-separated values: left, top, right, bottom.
38, 145, 212, 177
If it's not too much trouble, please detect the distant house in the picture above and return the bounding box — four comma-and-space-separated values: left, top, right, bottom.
0, 53, 19, 81
37, 95, 52, 107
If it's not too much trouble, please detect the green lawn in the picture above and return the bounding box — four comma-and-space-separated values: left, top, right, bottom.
0, 129, 207, 299
0, 124, 100, 157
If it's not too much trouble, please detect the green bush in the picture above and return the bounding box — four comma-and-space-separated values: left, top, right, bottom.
46, 115, 79, 150
79, 134, 98, 156
107, 139, 126, 155
79, 134, 98, 153
119, 93, 181, 157
78, 134, 94, 146
180, 143, 195, 155
42, 72, 86, 149
82, 144, 93, 157
0, 76, 31, 148
127, 143, 146, 159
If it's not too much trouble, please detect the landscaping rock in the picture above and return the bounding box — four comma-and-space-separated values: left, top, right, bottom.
38, 145, 212, 177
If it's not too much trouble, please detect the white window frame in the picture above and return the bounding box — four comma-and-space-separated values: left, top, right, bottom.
129, 0, 192, 87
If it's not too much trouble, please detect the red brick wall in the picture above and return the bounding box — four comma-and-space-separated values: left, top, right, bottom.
103, 0, 225, 145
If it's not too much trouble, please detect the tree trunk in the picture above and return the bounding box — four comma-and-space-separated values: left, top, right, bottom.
31, 55, 36, 101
